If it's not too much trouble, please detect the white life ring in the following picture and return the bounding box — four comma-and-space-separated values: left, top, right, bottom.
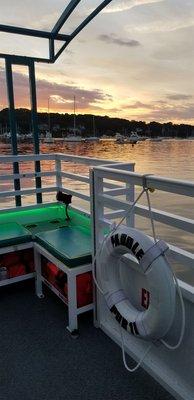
99, 226, 176, 341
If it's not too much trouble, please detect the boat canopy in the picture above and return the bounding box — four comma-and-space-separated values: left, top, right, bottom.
0, 0, 113, 63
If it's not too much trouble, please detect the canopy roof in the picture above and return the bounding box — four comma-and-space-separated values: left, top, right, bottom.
0, 0, 113, 63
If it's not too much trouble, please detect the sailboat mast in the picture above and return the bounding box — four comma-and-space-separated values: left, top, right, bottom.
48, 97, 51, 133
73, 95, 76, 135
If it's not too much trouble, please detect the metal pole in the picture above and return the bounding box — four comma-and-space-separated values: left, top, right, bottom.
73, 95, 76, 135
48, 97, 51, 133
49, 39, 55, 62
5, 59, 21, 206
28, 60, 42, 203
93, 116, 95, 137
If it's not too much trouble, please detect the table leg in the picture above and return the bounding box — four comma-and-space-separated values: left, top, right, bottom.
66, 273, 78, 335
34, 247, 44, 298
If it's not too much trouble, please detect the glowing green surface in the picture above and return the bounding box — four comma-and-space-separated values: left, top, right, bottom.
0, 222, 32, 247
36, 226, 92, 267
0, 205, 91, 263
0, 204, 91, 233
0, 205, 66, 225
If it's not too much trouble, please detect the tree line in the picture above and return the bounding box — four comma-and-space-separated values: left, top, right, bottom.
0, 108, 193, 138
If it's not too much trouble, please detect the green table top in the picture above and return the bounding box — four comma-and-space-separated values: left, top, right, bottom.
0, 222, 32, 248
35, 226, 92, 267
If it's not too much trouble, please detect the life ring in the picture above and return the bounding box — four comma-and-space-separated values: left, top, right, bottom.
99, 226, 176, 341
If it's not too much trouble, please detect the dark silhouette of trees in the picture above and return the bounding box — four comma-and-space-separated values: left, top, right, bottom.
0, 108, 193, 138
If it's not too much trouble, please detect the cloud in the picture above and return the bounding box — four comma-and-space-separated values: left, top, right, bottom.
103, 0, 164, 13
50, 95, 73, 105
98, 34, 140, 47
144, 104, 194, 121
0, 1, 61, 30
0, 68, 112, 112
133, 17, 194, 33
124, 101, 153, 109
129, 100, 194, 122
132, 19, 194, 34
166, 94, 193, 101
124, 0, 194, 35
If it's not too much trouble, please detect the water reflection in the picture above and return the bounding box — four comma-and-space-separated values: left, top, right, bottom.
1, 138, 194, 178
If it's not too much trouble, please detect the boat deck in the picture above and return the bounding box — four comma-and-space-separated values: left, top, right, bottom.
0, 281, 174, 400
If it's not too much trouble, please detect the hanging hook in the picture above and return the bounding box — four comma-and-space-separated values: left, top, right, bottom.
142, 174, 155, 193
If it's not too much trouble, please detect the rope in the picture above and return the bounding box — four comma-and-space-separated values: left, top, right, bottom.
92, 187, 146, 295
160, 269, 185, 350
120, 325, 152, 372
145, 189, 157, 243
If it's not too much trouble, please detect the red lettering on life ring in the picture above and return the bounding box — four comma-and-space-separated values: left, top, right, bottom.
141, 288, 150, 309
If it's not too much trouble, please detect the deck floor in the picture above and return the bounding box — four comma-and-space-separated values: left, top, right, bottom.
0, 282, 174, 400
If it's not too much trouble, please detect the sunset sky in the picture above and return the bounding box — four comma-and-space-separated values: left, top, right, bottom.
0, 0, 194, 123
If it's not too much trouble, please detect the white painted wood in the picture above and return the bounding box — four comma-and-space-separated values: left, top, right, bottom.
34, 242, 93, 332
0, 154, 54, 162
55, 156, 62, 188
60, 187, 90, 202
60, 171, 89, 183
135, 203, 194, 233
98, 194, 194, 233
94, 166, 194, 196
0, 242, 33, 255
57, 153, 118, 166
0, 272, 35, 287
0, 171, 56, 181
0, 186, 58, 198
103, 187, 128, 196
34, 247, 43, 298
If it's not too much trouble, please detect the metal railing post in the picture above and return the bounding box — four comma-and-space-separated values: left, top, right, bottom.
28, 61, 42, 203
5, 58, 21, 206
90, 169, 104, 327
55, 154, 62, 190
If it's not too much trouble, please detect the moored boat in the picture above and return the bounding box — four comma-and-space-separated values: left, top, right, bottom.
84, 136, 99, 142
115, 132, 125, 143
64, 135, 84, 142
150, 137, 163, 142
43, 131, 54, 144
127, 131, 140, 143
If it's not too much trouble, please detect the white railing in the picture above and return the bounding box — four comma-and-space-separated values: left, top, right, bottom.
0, 152, 194, 292
91, 165, 194, 294
0, 153, 134, 212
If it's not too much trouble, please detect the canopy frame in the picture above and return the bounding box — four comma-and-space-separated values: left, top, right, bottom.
0, 0, 113, 206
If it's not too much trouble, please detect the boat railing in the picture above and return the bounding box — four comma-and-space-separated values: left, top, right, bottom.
0, 153, 134, 213
91, 165, 194, 296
